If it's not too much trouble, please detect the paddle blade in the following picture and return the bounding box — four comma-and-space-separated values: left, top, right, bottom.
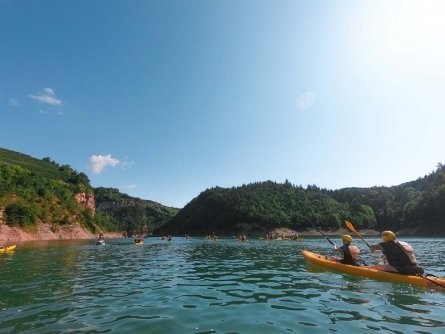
345, 220, 372, 249
345, 220, 357, 234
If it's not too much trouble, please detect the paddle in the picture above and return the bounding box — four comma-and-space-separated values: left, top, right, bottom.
345, 220, 385, 264
314, 226, 335, 247
424, 274, 445, 289
345, 220, 372, 250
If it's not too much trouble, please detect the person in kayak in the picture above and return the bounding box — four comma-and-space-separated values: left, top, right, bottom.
96, 233, 105, 245
330, 234, 361, 266
134, 235, 144, 243
369, 230, 424, 276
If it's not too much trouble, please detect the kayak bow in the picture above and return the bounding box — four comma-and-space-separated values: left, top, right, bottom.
302, 250, 445, 290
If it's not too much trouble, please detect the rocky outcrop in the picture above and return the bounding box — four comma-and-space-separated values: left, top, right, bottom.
1, 193, 104, 242
0, 222, 94, 242
0, 222, 123, 242
74, 192, 96, 213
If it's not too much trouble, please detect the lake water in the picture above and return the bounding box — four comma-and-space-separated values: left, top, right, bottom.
1, 237, 445, 333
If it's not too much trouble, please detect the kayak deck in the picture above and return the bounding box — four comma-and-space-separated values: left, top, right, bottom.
302, 250, 445, 290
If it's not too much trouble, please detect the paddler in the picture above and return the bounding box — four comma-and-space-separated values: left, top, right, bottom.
330, 234, 361, 266
96, 233, 105, 244
369, 231, 424, 275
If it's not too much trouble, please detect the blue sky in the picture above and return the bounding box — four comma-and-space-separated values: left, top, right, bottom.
1, 0, 445, 208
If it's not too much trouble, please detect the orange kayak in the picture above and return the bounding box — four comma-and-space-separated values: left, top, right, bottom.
0, 245, 16, 253
302, 250, 445, 290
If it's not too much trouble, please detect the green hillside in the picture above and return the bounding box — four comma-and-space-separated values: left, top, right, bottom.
94, 187, 179, 235
0, 148, 90, 186
331, 164, 445, 234
0, 148, 93, 230
156, 165, 445, 236
155, 181, 375, 235
3, 147, 444, 237
0, 147, 178, 235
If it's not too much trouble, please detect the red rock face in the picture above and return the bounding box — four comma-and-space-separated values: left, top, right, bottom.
0, 223, 95, 242
74, 192, 96, 213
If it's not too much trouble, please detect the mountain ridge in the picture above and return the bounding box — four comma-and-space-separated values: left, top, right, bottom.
1, 147, 444, 240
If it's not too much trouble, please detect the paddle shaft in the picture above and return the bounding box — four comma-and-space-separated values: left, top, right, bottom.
424, 275, 445, 289
355, 232, 372, 249
316, 229, 335, 247
345, 220, 387, 264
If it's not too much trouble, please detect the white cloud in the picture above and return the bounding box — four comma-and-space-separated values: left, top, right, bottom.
44, 88, 54, 95
119, 159, 134, 170
125, 184, 137, 189
296, 91, 315, 110
87, 154, 120, 174
39, 109, 63, 116
10, 98, 19, 107
29, 87, 62, 106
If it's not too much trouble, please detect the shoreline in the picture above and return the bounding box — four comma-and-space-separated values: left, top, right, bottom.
2, 224, 436, 244
0, 223, 123, 243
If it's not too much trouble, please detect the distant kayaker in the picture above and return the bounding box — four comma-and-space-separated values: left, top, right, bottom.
369, 231, 424, 276
96, 233, 105, 244
330, 234, 360, 266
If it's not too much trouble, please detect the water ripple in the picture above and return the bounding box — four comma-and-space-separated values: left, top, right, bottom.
1, 237, 445, 333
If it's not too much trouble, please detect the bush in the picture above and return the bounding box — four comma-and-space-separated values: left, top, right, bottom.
5, 202, 37, 227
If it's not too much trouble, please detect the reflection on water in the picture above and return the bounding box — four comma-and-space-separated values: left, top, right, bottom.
0, 237, 444, 333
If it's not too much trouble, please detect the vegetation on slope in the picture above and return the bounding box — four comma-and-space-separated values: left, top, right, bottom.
155, 180, 376, 235
2, 147, 444, 237
156, 165, 445, 236
0, 148, 178, 235
94, 187, 179, 235
0, 148, 94, 230
331, 163, 445, 234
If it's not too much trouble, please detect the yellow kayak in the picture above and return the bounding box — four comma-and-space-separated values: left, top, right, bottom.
302, 250, 445, 290
0, 245, 17, 253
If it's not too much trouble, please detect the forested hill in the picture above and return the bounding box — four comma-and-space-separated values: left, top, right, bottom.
155, 181, 375, 235
0, 147, 94, 230
331, 164, 445, 234
156, 165, 445, 236
0, 147, 91, 190
0, 147, 178, 235
94, 187, 179, 235
2, 147, 444, 237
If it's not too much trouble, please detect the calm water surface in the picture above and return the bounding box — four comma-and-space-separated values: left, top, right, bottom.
1, 237, 445, 333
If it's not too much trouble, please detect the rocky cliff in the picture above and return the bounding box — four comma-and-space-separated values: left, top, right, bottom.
0, 222, 95, 242
74, 192, 96, 213
0, 192, 102, 243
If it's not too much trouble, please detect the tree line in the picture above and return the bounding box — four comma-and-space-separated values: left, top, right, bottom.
1, 147, 444, 236
156, 165, 445, 236
93, 187, 179, 235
